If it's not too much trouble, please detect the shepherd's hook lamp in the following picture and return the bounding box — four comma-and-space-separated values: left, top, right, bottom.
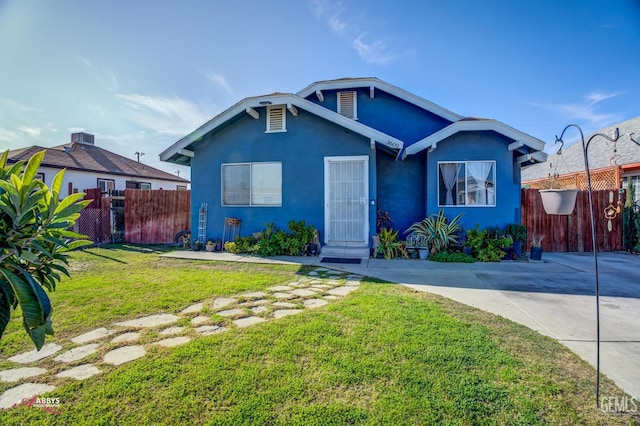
554, 124, 620, 408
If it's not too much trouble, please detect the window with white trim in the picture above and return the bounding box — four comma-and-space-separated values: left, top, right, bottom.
266, 105, 286, 132
222, 162, 282, 206
438, 161, 496, 206
337, 91, 357, 119
97, 178, 115, 194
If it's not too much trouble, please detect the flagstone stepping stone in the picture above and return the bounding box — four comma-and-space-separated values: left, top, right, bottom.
72, 328, 117, 344
153, 336, 191, 348
346, 275, 363, 280
327, 286, 358, 296
288, 282, 308, 288
0, 383, 57, 410
54, 343, 100, 363
112, 332, 141, 343
273, 292, 294, 299
195, 325, 226, 336
303, 299, 329, 309
273, 302, 297, 308
290, 289, 318, 297
181, 302, 204, 314
322, 295, 339, 300
211, 297, 236, 310
160, 326, 185, 335
103, 345, 146, 366
326, 279, 341, 285
216, 308, 245, 317
251, 305, 269, 314
233, 316, 266, 328
191, 316, 210, 325
241, 291, 267, 299
344, 280, 361, 286
311, 284, 331, 289
267, 285, 293, 292
273, 309, 303, 319
8, 343, 63, 364
55, 364, 101, 380
241, 298, 271, 306
307, 271, 319, 276
114, 314, 179, 328
0, 367, 47, 383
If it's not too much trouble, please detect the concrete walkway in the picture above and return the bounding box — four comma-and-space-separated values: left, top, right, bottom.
165, 250, 640, 399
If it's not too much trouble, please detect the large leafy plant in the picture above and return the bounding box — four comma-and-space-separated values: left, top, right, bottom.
0, 150, 92, 349
404, 209, 463, 254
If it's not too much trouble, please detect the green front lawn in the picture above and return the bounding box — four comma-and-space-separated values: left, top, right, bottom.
0, 246, 636, 425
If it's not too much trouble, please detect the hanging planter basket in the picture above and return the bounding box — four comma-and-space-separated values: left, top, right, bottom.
539, 189, 579, 215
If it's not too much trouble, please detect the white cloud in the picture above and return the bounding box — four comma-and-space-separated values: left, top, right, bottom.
116, 93, 214, 135
353, 33, 394, 65
310, 0, 396, 66
79, 57, 118, 91
18, 125, 42, 138
204, 71, 234, 95
532, 91, 623, 128
0, 127, 21, 143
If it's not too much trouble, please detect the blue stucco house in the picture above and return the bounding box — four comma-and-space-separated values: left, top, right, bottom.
160, 78, 547, 256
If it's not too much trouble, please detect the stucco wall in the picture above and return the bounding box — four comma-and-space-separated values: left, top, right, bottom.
425, 131, 522, 230
190, 108, 375, 243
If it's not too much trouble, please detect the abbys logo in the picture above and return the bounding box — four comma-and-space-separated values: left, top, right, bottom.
601, 396, 637, 413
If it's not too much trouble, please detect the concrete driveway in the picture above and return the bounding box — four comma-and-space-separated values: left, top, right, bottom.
165, 250, 640, 399
333, 252, 640, 400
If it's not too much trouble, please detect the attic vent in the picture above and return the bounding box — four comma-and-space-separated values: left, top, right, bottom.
266, 105, 286, 132
337, 91, 357, 120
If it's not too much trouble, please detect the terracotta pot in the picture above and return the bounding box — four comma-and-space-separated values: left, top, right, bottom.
539, 189, 578, 215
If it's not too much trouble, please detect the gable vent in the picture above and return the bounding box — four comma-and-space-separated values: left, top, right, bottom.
267, 105, 286, 132
337, 91, 357, 120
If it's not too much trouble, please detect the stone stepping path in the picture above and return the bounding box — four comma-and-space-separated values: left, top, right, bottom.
0, 268, 363, 410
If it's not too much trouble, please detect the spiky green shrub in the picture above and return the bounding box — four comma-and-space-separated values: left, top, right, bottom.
404, 209, 463, 254
0, 150, 92, 349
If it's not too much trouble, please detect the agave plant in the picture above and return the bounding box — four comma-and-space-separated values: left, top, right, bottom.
0, 150, 92, 349
404, 209, 463, 254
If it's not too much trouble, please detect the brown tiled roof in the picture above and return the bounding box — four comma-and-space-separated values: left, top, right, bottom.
7, 143, 189, 183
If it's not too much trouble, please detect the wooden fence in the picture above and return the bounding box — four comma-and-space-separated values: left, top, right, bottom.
79, 189, 190, 245
521, 189, 623, 252
124, 189, 190, 244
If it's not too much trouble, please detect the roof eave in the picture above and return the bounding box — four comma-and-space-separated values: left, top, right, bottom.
297, 77, 463, 123
161, 93, 404, 164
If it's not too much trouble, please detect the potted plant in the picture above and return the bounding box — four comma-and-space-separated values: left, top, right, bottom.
404, 209, 463, 256
192, 240, 202, 251
214, 238, 222, 251
530, 233, 544, 261
206, 240, 215, 252
373, 228, 406, 259
505, 224, 527, 258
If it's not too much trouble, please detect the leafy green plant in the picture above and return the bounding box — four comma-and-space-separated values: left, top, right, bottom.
466, 225, 511, 262
623, 177, 637, 251
429, 251, 475, 263
254, 220, 317, 256
404, 209, 463, 254
505, 223, 527, 243
0, 150, 92, 349
373, 228, 407, 259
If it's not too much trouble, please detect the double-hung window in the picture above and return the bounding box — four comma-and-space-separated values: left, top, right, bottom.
97, 178, 115, 194
438, 161, 496, 206
222, 162, 282, 206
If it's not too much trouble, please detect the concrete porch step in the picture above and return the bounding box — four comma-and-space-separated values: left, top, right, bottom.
320, 245, 369, 259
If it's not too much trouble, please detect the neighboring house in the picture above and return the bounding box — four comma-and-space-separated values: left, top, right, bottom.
7, 132, 190, 195
160, 77, 546, 256
522, 116, 640, 203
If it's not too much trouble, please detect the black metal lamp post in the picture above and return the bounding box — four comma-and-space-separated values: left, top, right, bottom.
553, 124, 619, 407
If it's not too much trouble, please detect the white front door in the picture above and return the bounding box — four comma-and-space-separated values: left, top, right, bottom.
324, 156, 369, 245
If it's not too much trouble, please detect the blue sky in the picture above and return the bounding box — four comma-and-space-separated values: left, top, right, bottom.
1, 0, 638, 178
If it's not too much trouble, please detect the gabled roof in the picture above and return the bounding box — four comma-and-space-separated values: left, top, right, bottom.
8, 143, 189, 183
160, 92, 405, 165
402, 118, 548, 165
521, 116, 640, 182
297, 77, 463, 123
